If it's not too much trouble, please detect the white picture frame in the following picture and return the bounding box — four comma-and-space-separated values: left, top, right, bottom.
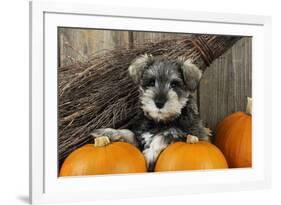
30, 0, 272, 204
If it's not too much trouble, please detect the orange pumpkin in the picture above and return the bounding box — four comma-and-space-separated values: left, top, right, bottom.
60, 136, 147, 176
155, 140, 228, 172
215, 97, 252, 168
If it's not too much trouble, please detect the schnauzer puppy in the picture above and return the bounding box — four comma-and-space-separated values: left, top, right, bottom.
91, 54, 211, 171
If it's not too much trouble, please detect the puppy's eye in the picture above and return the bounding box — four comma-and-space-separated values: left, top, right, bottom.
147, 79, 155, 87
170, 81, 180, 88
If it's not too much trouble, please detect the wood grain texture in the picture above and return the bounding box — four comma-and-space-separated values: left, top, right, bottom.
132, 31, 187, 46
58, 28, 129, 67
199, 37, 252, 132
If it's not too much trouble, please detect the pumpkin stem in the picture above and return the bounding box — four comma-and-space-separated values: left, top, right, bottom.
94, 136, 110, 147
246, 97, 252, 115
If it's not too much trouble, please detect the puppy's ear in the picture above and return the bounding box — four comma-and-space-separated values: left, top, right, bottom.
179, 58, 202, 91
128, 54, 154, 83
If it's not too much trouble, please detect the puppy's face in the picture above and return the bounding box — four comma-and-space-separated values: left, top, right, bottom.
129, 54, 202, 123
139, 60, 188, 122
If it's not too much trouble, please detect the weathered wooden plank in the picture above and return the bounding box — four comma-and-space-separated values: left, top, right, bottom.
199, 37, 252, 133
132, 31, 187, 46
58, 28, 129, 67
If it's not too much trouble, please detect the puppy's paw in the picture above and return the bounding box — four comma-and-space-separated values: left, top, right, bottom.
90, 128, 137, 146
186, 134, 199, 144
161, 128, 184, 141
204, 127, 212, 137
90, 128, 116, 138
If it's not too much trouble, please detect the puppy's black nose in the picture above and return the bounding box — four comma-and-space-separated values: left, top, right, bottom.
155, 100, 165, 109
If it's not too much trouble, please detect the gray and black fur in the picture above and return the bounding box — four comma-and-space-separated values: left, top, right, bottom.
91, 54, 211, 171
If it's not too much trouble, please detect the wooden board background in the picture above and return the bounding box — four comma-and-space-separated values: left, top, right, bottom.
199, 38, 252, 131
58, 28, 252, 133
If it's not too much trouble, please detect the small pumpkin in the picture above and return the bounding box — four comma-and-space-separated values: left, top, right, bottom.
215, 97, 252, 168
155, 138, 228, 172
60, 136, 147, 176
